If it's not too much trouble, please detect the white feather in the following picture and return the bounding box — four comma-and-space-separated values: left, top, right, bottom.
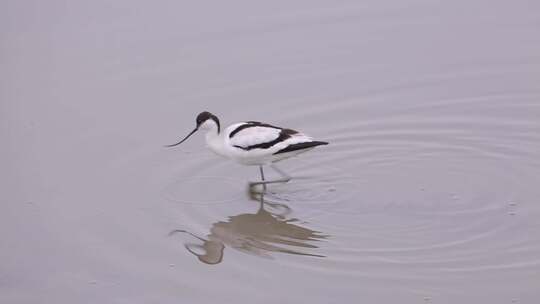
229, 126, 281, 148
202, 121, 322, 165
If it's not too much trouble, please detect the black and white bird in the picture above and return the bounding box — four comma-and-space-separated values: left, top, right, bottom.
166, 111, 329, 186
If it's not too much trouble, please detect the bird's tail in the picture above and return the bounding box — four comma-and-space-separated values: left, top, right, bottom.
273, 141, 329, 154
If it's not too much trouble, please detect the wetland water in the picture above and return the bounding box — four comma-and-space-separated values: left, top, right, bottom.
2, 0, 540, 303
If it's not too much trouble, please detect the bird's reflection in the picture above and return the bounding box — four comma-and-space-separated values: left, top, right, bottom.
170, 189, 329, 265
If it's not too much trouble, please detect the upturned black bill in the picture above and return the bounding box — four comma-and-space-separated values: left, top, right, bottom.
165, 128, 198, 147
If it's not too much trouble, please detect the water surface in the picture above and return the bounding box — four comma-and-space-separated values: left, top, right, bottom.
2, 0, 540, 303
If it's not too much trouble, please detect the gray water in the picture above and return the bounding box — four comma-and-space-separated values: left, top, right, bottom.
2, 1, 540, 303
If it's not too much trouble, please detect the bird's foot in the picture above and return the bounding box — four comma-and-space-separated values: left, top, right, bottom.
249, 178, 291, 186
248, 178, 291, 193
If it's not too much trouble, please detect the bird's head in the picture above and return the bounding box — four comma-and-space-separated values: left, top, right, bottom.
165, 111, 220, 147
195, 111, 220, 132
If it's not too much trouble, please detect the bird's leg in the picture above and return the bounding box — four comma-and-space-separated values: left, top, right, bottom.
249, 164, 291, 189
259, 165, 267, 191
270, 164, 291, 182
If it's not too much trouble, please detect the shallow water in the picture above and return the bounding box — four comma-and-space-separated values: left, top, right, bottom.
2, 0, 540, 303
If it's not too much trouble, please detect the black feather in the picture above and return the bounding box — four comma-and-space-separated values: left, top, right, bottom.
273, 141, 329, 154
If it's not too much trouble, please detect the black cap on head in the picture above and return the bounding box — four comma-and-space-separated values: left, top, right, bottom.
196, 111, 220, 132
196, 111, 213, 125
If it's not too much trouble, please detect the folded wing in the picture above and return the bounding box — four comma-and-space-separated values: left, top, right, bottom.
229, 122, 300, 151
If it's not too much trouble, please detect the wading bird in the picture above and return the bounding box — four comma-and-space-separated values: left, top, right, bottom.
166, 111, 328, 187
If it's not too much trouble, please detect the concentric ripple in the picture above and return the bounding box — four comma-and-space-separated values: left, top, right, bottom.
162, 72, 540, 290
5, 1, 540, 303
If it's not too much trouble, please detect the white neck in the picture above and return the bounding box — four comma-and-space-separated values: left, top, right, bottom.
198, 119, 225, 155
205, 128, 227, 157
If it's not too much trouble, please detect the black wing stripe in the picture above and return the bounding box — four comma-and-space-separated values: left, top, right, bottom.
229, 122, 276, 138
234, 130, 292, 151
229, 122, 259, 138
273, 141, 328, 155
229, 121, 298, 138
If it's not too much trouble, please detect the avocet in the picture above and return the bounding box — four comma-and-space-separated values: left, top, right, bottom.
166, 111, 328, 187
